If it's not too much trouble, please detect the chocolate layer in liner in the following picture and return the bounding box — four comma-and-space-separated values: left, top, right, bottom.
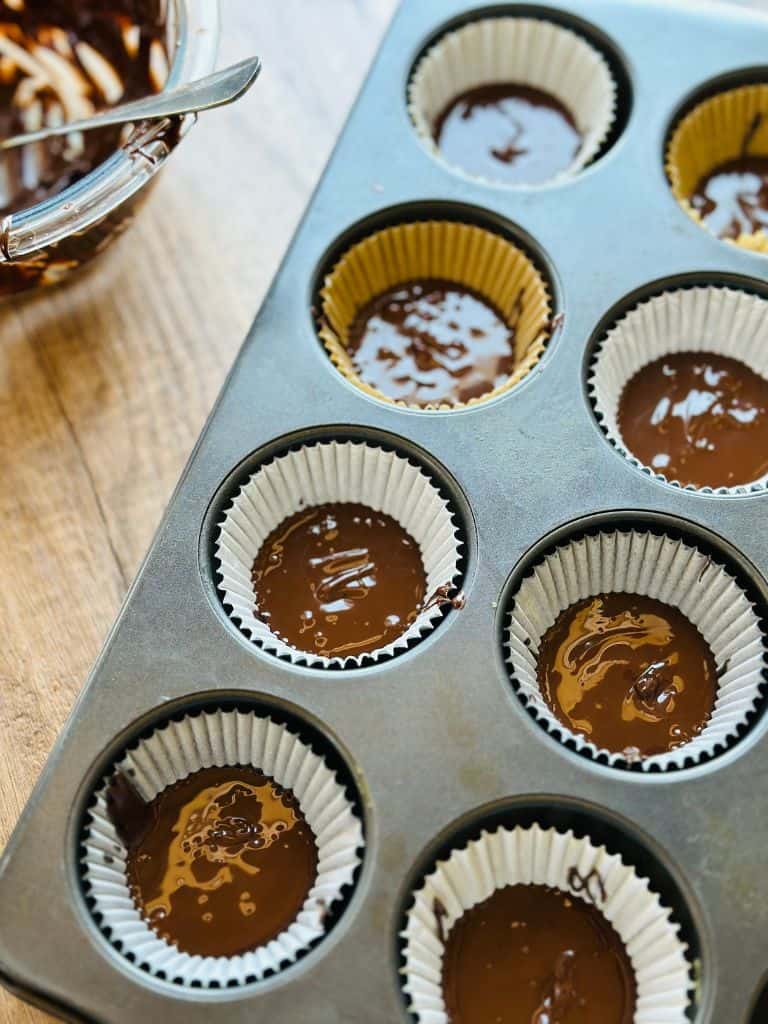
442, 883, 636, 1024
107, 766, 318, 959
346, 278, 518, 407
251, 502, 427, 658
433, 83, 582, 185
0, 0, 167, 216
689, 112, 768, 241
537, 594, 717, 757
617, 352, 768, 490
691, 156, 768, 240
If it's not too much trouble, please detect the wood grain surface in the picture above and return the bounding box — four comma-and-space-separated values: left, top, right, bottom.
0, 0, 764, 1021
0, 2, 395, 1020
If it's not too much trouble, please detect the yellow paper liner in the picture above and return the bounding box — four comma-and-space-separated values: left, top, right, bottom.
666, 84, 768, 253
318, 221, 552, 411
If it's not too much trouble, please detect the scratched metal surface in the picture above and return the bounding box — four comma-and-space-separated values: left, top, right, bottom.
1, 0, 768, 1021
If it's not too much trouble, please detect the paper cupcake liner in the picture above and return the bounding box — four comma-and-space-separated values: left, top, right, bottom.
589, 285, 768, 494
667, 84, 768, 252
401, 823, 691, 1023
82, 708, 364, 988
318, 220, 552, 410
408, 16, 617, 186
215, 440, 463, 667
505, 528, 766, 771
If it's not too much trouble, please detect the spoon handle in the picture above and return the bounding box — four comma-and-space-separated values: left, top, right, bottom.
0, 56, 261, 151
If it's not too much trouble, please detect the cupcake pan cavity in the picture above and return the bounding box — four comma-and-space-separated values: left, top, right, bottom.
215, 439, 465, 667
408, 15, 618, 185
82, 705, 365, 988
503, 521, 768, 772
588, 284, 768, 494
317, 219, 552, 410
666, 82, 768, 253
2, 2, 768, 1022
401, 820, 692, 1023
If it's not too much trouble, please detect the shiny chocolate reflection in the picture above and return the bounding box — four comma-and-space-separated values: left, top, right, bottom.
537, 593, 717, 757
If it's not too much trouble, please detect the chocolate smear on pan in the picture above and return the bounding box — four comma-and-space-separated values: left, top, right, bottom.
567, 866, 607, 905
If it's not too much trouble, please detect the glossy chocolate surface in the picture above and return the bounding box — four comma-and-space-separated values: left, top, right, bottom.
691, 155, 768, 240
617, 352, 768, 489
442, 883, 636, 1024
433, 83, 582, 185
347, 278, 517, 406
251, 502, 426, 658
112, 766, 317, 958
537, 594, 717, 757
0, 1, 166, 216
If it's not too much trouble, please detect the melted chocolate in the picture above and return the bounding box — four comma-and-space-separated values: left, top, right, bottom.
537, 594, 717, 757
433, 83, 582, 185
442, 884, 636, 1024
690, 155, 768, 240
617, 352, 768, 489
106, 771, 157, 849
751, 987, 768, 1022
347, 278, 517, 406
251, 502, 426, 658
114, 765, 317, 958
0, 1, 166, 215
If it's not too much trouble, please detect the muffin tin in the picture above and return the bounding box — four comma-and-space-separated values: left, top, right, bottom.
2, 0, 768, 1020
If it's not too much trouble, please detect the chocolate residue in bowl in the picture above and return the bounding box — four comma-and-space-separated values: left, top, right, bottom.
0, 0, 169, 216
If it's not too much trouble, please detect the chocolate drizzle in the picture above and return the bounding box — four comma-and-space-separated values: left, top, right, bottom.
617, 352, 768, 488
346, 278, 519, 407
567, 867, 607, 906
433, 82, 582, 185
434, 895, 449, 944
424, 582, 466, 612
741, 112, 764, 157
251, 502, 427, 658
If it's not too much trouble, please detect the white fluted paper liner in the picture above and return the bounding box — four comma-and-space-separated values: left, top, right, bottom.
215, 441, 463, 667
408, 17, 617, 185
506, 529, 766, 770
590, 287, 768, 494
401, 824, 691, 1023
82, 708, 364, 988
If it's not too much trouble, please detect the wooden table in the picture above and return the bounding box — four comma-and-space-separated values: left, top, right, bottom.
0, 0, 764, 1020
0, 3, 395, 1020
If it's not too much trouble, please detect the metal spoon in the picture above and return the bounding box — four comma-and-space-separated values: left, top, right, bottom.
0, 56, 261, 151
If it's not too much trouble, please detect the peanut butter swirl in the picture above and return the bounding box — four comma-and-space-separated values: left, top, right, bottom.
537, 593, 717, 757
110, 765, 318, 958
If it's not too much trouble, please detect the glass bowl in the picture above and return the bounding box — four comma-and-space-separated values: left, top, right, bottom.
0, 0, 220, 298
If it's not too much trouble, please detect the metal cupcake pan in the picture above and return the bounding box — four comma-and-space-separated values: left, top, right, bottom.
2, 0, 768, 1020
